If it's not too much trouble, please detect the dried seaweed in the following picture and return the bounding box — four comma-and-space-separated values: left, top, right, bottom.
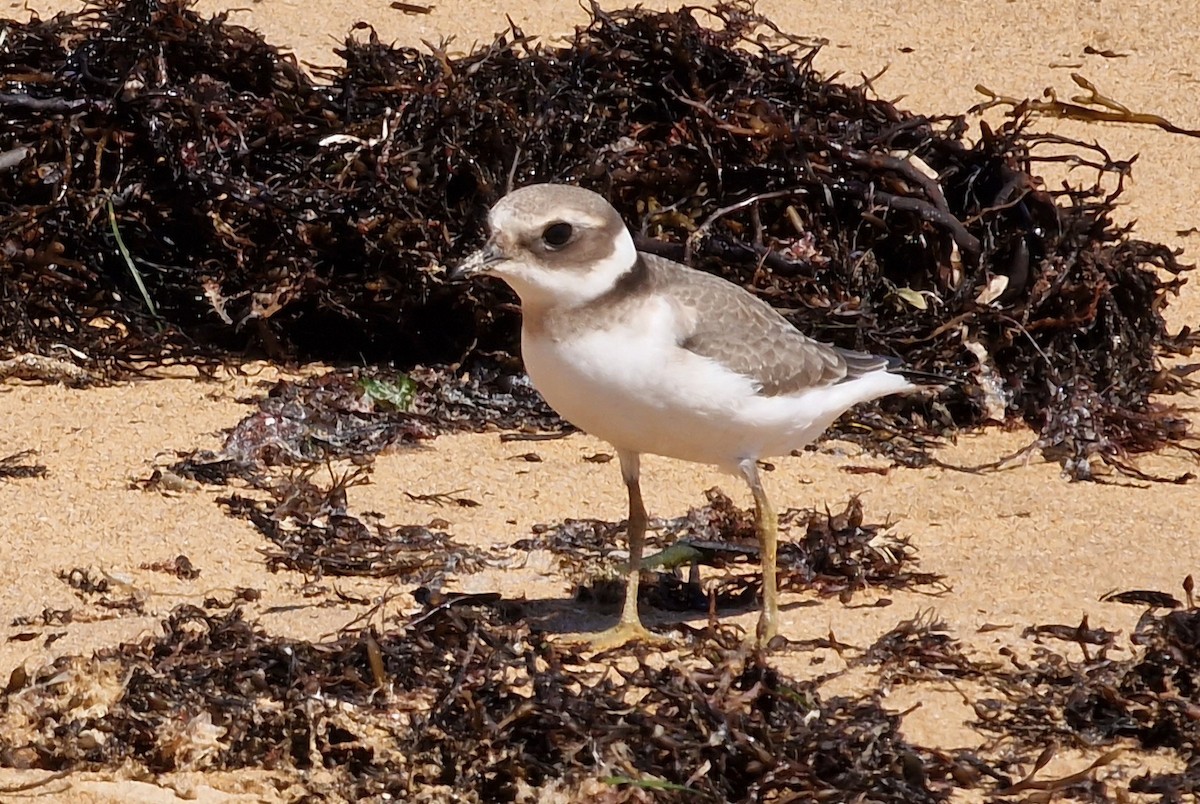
56, 567, 146, 615
137, 370, 515, 582
776, 496, 947, 597
1020, 615, 1119, 657
972, 588, 1200, 798
0, 449, 46, 480
7, 578, 1200, 800
0, 600, 958, 802
216, 370, 432, 467
858, 610, 992, 689
519, 489, 945, 610
1100, 589, 1182, 609
1, 0, 1195, 479
406, 364, 565, 435
139, 555, 201, 580
973, 73, 1200, 139
219, 465, 489, 581
157, 367, 558, 493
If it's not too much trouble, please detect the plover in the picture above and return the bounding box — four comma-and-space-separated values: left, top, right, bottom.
452, 184, 925, 647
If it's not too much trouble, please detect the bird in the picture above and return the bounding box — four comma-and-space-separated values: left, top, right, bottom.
451, 183, 928, 647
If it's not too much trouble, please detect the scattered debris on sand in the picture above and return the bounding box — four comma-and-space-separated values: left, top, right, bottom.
3, 582, 1199, 801
0, 450, 47, 480
221, 472, 491, 581
972, 580, 1200, 799
522, 489, 946, 610
149, 369, 559, 493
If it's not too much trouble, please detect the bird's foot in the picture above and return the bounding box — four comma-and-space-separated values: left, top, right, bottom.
735, 610, 780, 651
563, 619, 673, 651
757, 610, 779, 645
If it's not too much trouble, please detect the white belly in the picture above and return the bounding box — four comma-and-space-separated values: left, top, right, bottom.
520, 305, 895, 470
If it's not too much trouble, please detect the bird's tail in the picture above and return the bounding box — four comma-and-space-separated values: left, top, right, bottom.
889, 361, 961, 387
840, 348, 960, 388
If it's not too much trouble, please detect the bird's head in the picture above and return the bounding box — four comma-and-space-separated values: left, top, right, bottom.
450, 184, 638, 310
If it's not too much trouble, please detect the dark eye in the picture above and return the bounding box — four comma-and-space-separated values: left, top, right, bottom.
542, 222, 573, 249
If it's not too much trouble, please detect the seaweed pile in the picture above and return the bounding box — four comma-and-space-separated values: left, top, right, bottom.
140, 370, 496, 583
0, 601, 955, 802
221, 473, 491, 581
1, 0, 1195, 477
4, 585, 1200, 800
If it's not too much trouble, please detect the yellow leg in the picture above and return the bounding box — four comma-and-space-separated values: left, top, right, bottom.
740, 459, 779, 645
569, 451, 669, 649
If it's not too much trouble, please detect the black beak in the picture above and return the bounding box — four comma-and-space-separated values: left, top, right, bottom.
448, 239, 505, 281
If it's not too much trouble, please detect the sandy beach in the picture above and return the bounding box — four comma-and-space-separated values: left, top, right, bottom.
2, 0, 1199, 800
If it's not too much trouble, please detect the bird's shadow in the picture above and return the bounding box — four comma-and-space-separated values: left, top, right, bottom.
511, 575, 822, 639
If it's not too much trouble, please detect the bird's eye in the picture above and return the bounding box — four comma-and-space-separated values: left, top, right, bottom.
542, 222, 573, 249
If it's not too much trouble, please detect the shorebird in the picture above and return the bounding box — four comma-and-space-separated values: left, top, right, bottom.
451, 184, 926, 647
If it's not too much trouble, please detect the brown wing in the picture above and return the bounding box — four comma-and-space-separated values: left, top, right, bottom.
641, 254, 893, 396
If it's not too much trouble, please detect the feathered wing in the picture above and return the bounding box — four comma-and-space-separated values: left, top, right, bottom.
641, 254, 893, 396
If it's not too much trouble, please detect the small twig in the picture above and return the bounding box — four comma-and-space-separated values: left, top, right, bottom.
842, 181, 982, 263
684, 189, 807, 263
0, 354, 96, 386
498, 431, 571, 443
0, 769, 75, 793
505, 145, 521, 194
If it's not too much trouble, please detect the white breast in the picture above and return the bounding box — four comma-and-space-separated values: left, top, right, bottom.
520, 295, 895, 471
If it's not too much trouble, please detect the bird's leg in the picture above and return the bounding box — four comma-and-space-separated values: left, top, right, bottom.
617, 450, 649, 629
579, 450, 669, 649
739, 458, 779, 645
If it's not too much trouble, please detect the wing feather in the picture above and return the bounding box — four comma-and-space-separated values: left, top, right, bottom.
641, 254, 892, 396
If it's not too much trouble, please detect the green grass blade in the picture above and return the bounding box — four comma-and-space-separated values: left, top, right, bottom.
600, 776, 700, 794
107, 198, 159, 319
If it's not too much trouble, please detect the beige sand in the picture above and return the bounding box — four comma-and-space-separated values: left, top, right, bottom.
2, 0, 1199, 800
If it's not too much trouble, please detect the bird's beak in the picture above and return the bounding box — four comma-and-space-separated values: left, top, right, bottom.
448, 238, 506, 281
